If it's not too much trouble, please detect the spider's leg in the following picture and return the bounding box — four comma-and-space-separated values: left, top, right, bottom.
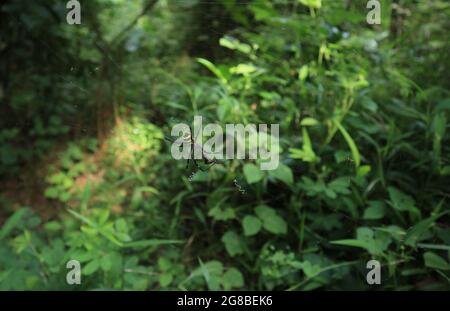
203, 155, 209, 165
199, 158, 216, 172
205, 160, 217, 170
186, 158, 190, 169
193, 159, 206, 171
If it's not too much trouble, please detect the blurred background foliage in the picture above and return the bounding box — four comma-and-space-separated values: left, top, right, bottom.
0, 0, 449, 290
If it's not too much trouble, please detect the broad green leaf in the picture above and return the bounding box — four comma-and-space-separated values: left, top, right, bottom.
159, 273, 173, 287
197, 259, 222, 291
115, 219, 128, 233
191, 260, 224, 279
268, 163, 294, 185
243, 163, 264, 184
363, 201, 386, 220
255, 205, 287, 235
423, 252, 450, 270
203, 260, 224, 276
100, 253, 114, 271
84, 259, 100, 275
357, 227, 374, 241
255, 205, 276, 219
158, 257, 172, 271
242, 215, 262, 236
387, 187, 420, 218
387, 187, 415, 211
223, 268, 244, 288
263, 214, 287, 234
98, 209, 110, 225
221, 231, 245, 257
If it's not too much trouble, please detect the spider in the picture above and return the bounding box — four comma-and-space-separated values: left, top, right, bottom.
165, 125, 223, 172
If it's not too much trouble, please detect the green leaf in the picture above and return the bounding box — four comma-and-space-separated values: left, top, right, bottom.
363, 201, 386, 220
67, 209, 124, 247
423, 252, 450, 270
230, 63, 258, 75
298, 0, 322, 9
0, 208, 28, 240
357, 165, 371, 177
243, 163, 264, 184
331, 239, 373, 251
432, 112, 446, 136
300, 117, 318, 126
197, 58, 228, 85
43, 221, 62, 232
357, 227, 374, 241
387, 187, 416, 212
98, 209, 110, 225
263, 214, 287, 234
115, 219, 128, 233
197, 259, 222, 291
208, 206, 236, 221
158, 257, 172, 271
100, 253, 114, 271
44, 187, 59, 199
99, 252, 121, 273
333, 120, 360, 168
404, 213, 446, 247
84, 259, 100, 275
289, 128, 318, 163
159, 273, 173, 287
268, 163, 294, 185
328, 177, 351, 194
242, 215, 262, 236
255, 205, 287, 235
202, 260, 224, 276
221, 231, 245, 257
219, 36, 251, 55
298, 66, 309, 82
301, 260, 322, 278
255, 205, 276, 219
332, 227, 390, 255
223, 268, 244, 288
80, 181, 91, 210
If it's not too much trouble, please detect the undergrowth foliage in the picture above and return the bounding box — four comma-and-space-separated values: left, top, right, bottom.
0, 0, 449, 290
